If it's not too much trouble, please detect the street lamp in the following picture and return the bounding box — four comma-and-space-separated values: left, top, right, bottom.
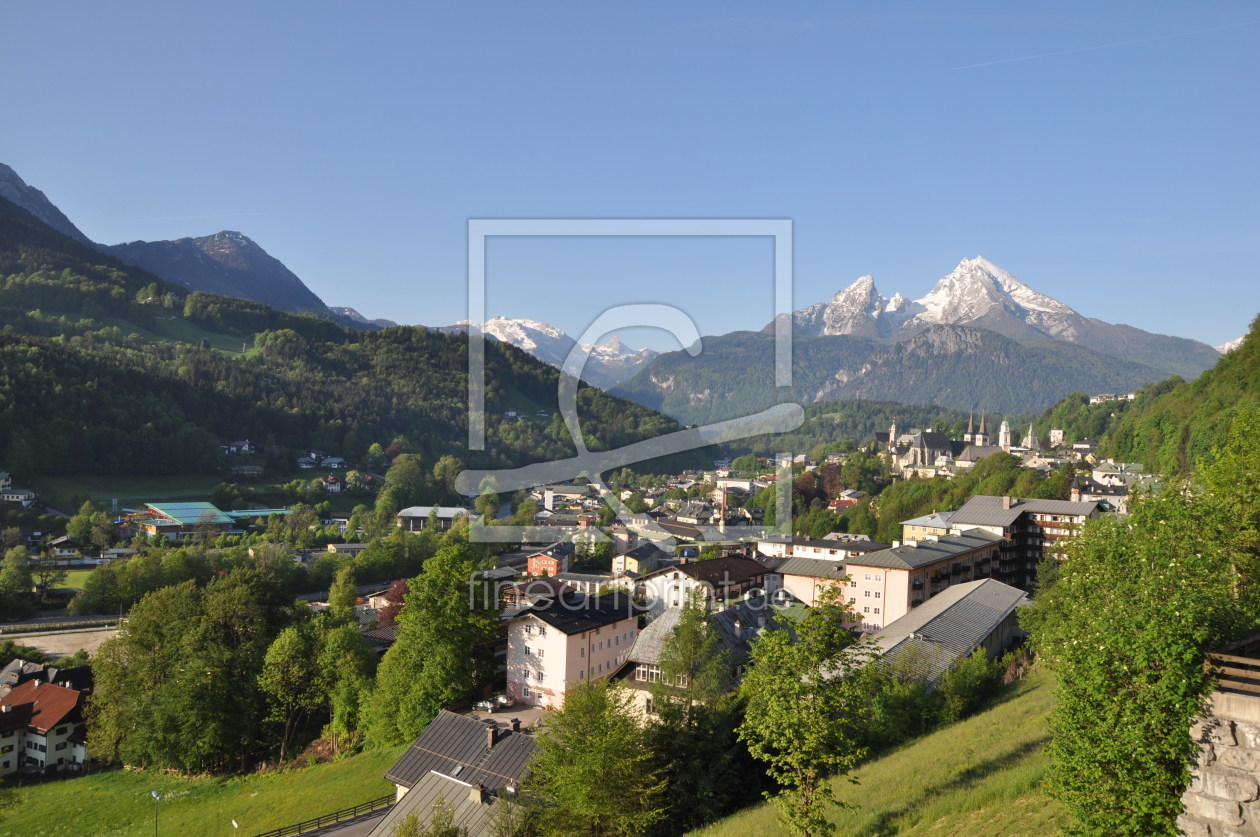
151, 790, 161, 837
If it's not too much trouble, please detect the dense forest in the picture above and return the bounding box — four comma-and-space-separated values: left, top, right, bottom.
0, 196, 696, 478
1096, 316, 1260, 474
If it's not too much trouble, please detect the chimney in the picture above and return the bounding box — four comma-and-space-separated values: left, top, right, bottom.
485, 723, 497, 749
1002, 496, 1012, 510
469, 783, 487, 804
509, 717, 520, 733
1070, 485, 1081, 502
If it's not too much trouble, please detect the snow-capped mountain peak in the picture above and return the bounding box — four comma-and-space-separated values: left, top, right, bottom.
907, 256, 1082, 341
786, 256, 1089, 344
1217, 336, 1246, 354
445, 316, 658, 388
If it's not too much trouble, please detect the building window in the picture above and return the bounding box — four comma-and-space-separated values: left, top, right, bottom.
523, 686, 532, 698
580, 647, 585, 658
525, 624, 533, 635
849, 580, 857, 587
864, 591, 871, 598
874, 592, 880, 599
863, 607, 870, 614
537, 648, 545, 659
56, 726, 67, 735
864, 573, 871, 581
524, 646, 531, 656
0, 745, 11, 754
55, 742, 66, 751
874, 608, 880, 614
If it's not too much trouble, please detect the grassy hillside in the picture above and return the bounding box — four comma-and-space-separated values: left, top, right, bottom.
691, 670, 1067, 837
0, 744, 407, 837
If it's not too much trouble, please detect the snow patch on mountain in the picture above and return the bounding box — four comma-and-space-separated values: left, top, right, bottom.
447, 316, 658, 388
1217, 336, 1246, 354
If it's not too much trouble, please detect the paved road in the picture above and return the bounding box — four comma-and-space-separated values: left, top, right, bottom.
293, 810, 388, 837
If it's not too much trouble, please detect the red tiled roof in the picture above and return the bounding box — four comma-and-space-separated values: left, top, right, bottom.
0, 680, 82, 733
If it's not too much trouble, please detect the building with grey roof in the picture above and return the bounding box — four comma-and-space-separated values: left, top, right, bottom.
949, 495, 1101, 590
828, 578, 1028, 686
840, 531, 1004, 632
374, 711, 536, 837
900, 511, 956, 543
615, 592, 805, 717
396, 505, 467, 532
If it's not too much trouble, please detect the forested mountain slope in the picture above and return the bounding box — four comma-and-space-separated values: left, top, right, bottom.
0, 197, 687, 477
1100, 315, 1260, 474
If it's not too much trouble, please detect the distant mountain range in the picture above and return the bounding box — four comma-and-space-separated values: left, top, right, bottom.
438, 316, 658, 390
0, 163, 381, 328
611, 257, 1224, 421
780, 256, 1220, 381
1, 162, 1235, 418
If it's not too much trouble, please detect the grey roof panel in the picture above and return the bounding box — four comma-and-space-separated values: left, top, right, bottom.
369, 770, 519, 837
386, 711, 537, 790
776, 556, 848, 579
829, 579, 1028, 684
846, 530, 1002, 571
951, 495, 1099, 527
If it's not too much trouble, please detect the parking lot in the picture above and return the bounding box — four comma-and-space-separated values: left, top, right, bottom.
467, 700, 548, 732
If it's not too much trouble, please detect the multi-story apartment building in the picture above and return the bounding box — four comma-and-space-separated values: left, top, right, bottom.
949, 495, 1101, 590
505, 591, 642, 708
842, 531, 1004, 632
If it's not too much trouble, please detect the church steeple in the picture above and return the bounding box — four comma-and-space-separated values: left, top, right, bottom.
965, 411, 975, 444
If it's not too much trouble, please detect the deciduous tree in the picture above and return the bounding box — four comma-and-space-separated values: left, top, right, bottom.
365, 540, 497, 745
738, 590, 869, 837
525, 682, 667, 837
1029, 412, 1260, 836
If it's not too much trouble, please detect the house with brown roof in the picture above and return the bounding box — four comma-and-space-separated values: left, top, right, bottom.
636, 555, 775, 612
0, 678, 88, 775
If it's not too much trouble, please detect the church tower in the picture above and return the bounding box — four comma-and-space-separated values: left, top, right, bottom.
998, 418, 1012, 452
975, 413, 988, 447
964, 411, 975, 444
888, 418, 897, 451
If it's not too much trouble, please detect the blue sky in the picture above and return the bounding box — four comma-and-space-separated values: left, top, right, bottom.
3, 2, 1257, 351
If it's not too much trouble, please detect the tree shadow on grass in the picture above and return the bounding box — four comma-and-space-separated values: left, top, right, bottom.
847, 734, 1050, 837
